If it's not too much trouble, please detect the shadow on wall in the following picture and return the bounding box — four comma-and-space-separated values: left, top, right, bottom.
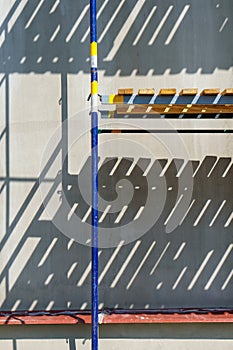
0, 149, 232, 311
0, 0, 233, 75
0, 0, 232, 313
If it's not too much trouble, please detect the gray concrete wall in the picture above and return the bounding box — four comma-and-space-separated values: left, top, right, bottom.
0, 0, 232, 347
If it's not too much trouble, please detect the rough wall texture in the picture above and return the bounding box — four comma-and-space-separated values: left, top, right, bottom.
0, 0, 232, 315
1, 324, 233, 350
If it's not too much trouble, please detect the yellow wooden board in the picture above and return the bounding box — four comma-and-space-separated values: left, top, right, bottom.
138, 88, 155, 95
118, 88, 134, 95
116, 104, 233, 114
159, 88, 177, 95
179, 89, 198, 95
221, 88, 233, 95
201, 89, 220, 95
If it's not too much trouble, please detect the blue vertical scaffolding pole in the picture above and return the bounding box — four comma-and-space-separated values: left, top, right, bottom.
90, 0, 99, 350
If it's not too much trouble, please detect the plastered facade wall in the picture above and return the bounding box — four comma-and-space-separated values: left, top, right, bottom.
0, 324, 233, 350
0, 0, 232, 341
